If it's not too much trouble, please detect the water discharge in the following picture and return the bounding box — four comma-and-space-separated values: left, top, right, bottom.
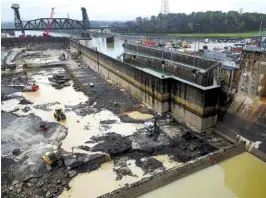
139, 152, 266, 198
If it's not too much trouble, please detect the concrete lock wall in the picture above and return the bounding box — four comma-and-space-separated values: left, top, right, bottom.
1, 36, 70, 47
123, 53, 214, 87
99, 143, 245, 198
171, 81, 219, 131
71, 40, 170, 113
70, 40, 219, 131
123, 43, 217, 70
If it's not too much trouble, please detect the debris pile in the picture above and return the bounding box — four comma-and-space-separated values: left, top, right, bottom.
70, 52, 81, 60
19, 52, 50, 59
90, 133, 132, 155
48, 74, 70, 89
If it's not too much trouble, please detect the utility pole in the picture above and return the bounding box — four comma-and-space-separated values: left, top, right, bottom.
259, 16, 264, 36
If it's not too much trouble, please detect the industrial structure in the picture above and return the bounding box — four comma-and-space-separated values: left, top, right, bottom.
5, 4, 93, 35
161, 0, 169, 15
11, 4, 24, 34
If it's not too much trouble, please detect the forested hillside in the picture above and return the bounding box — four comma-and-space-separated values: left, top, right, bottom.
112, 11, 266, 34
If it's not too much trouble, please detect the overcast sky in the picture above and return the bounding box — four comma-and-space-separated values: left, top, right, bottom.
1, 0, 266, 22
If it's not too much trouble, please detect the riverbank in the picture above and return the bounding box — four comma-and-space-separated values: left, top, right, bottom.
169, 31, 264, 38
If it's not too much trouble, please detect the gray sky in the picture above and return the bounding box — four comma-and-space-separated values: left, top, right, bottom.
1, 0, 266, 22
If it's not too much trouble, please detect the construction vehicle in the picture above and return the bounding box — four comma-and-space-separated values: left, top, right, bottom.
41, 151, 62, 166
1, 65, 6, 71
1, 64, 16, 71
43, 8, 55, 37
22, 84, 39, 92
54, 109, 66, 121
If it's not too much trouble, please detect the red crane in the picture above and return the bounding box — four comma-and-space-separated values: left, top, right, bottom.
43, 7, 55, 37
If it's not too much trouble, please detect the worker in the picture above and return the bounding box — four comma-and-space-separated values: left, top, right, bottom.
62, 53, 65, 60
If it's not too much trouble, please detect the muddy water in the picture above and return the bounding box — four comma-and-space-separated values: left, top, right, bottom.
61, 110, 143, 152
140, 152, 266, 198
60, 160, 146, 198
1, 69, 143, 152
59, 155, 180, 198
126, 111, 154, 120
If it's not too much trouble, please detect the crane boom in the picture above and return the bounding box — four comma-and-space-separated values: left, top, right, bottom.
43, 7, 55, 37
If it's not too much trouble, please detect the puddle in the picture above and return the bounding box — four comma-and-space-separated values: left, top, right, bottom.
60, 160, 146, 198
60, 110, 143, 152
59, 155, 178, 198
126, 111, 154, 120
22, 73, 87, 105
1, 68, 143, 152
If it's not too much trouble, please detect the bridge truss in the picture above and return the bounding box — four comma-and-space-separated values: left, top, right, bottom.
22, 18, 86, 30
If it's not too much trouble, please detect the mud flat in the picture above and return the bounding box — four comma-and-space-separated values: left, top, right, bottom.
2, 41, 234, 198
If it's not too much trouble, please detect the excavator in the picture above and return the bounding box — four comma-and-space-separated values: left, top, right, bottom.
42, 151, 61, 166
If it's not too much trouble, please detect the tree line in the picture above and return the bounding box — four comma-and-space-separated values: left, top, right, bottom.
111, 11, 266, 34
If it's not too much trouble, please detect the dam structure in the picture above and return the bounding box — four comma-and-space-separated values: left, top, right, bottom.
71, 40, 221, 131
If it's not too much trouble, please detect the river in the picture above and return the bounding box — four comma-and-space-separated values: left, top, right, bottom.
139, 152, 266, 198
13, 31, 125, 59
13, 30, 238, 60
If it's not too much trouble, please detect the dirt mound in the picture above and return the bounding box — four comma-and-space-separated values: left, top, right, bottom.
90, 133, 132, 155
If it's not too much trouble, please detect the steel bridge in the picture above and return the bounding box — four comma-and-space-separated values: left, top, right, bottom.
1, 4, 118, 33
1, 18, 117, 31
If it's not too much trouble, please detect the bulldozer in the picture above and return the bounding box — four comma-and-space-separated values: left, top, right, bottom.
41, 151, 61, 166
54, 109, 66, 121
